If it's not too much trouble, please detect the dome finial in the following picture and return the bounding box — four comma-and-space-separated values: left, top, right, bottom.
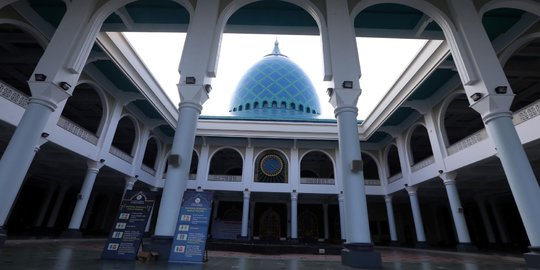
272, 38, 281, 55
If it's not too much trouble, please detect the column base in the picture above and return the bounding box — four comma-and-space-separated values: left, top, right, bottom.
389, 240, 400, 247
147, 235, 173, 261
237, 235, 249, 241
415, 241, 429, 249
60, 229, 82, 238
341, 243, 382, 269
524, 246, 540, 269
456, 243, 477, 252
0, 227, 6, 248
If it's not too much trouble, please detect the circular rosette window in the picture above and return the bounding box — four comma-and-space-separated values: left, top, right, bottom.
256, 151, 288, 183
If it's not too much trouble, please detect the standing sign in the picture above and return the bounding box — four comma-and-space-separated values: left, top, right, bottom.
169, 190, 213, 263
101, 190, 156, 260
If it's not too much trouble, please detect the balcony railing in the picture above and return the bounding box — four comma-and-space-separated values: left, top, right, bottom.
109, 145, 133, 163
0, 81, 29, 108
141, 164, 156, 176
446, 129, 488, 156
208, 174, 242, 182
300, 178, 335, 185
387, 172, 402, 184
411, 156, 435, 172
365, 179, 381, 186
57, 116, 99, 145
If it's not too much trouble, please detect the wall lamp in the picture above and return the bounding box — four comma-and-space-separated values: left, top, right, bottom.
185, 76, 196, 84
135, 175, 139, 178
404, 183, 409, 187
470, 92, 482, 101
34, 74, 47, 81
204, 84, 212, 94
41, 132, 49, 138
342, 81, 353, 89
326, 88, 334, 97
494, 86, 508, 94
99, 158, 105, 163
59, 82, 71, 91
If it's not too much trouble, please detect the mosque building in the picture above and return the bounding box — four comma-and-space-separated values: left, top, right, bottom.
0, 1, 540, 269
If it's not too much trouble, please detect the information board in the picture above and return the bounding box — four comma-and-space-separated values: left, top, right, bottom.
169, 190, 213, 263
101, 190, 156, 260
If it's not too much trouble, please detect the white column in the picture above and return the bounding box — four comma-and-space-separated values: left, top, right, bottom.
476, 198, 496, 244
46, 185, 70, 228
241, 145, 254, 187
81, 193, 97, 230
195, 144, 209, 185
33, 184, 57, 228
323, 204, 329, 240
449, 0, 540, 250
490, 200, 510, 244
68, 161, 103, 231
290, 146, 300, 190
123, 176, 137, 197
145, 187, 159, 233
153, 0, 217, 239
290, 191, 298, 240
0, 95, 66, 228
240, 190, 250, 238
338, 193, 346, 241
212, 200, 220, 221
384, 195, 398, 243
406, 186, 427, 246
440, 173, 472, 247
249, 201, 255, 239
286, 202, 291, 238
66, 161, 103, 231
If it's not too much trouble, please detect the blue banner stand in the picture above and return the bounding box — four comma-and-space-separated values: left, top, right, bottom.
169, 190, 213, 263
101, 190, 156, 260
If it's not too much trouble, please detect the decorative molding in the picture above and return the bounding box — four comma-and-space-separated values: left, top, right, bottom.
141, 164, 156, 176
411, 156, 435, 172
208, 174, 242, 182
388, 173, 403, 184
447, 129, 488, 155
0, 81, 29, 108
109, 145, 133, 163
300, 177, 335, 185
57, 117, 98, 145
513, 100, 540, 125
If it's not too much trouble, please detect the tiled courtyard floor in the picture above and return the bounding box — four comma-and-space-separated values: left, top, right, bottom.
0, 239, 529, 269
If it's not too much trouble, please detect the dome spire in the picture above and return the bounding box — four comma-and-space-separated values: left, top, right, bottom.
267, 39, 287, 57
272, 39, 281, 55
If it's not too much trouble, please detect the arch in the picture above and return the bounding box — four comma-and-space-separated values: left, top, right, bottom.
300, 149, 336, 179
479, 0, 540, 18
190, 150, 199, 175
75, 79, 110, 136
437, 90, 466, 147
500, 32, 540, 66
438, 90, 484, 147
298, 104, 304, 111
271, 100, 277, 108
67, 0, 193, 73
0, 19, 48, 48
361, 151, 380, 180
405, 123, 433, 165
298, 210, 319, 239
238, 105, 243, 111
111, 115, 139, 156
142, 137, 160, 169
61, 82, 105, 135
262, 101, 269, 108
254, 101, 259, 109
290, 103, 296, 110
245, 103, 251, 110
351, 0, 476, 85
209, 147, 244, 176
280, 101, 287, 108
209, 0, 331, 80
385, 143, 402, 177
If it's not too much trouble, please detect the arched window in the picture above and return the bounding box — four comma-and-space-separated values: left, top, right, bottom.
111, 116, 136, 156
387, 145, 401, 176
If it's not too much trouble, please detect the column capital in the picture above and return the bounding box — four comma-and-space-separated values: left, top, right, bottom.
329, 88, 360, 112
469, 94, 514, 124
124, 177, 137, 191
338, 193, 345, 202
439, 171, 457, 185
291, 191, 298, 201
28, 81, 71, 108
384, 195, 393, 203
178, 84, 209, 109
86, 160, 104, 172
243, 190, 250, 199
405, 185, 418, 195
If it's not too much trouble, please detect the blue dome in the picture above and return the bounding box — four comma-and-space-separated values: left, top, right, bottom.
229, 41, 321, 119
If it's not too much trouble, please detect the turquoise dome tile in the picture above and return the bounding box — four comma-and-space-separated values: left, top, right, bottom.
229, 41, 321, 119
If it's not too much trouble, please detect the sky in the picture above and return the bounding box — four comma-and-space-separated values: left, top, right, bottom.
124, 32, 426, 120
